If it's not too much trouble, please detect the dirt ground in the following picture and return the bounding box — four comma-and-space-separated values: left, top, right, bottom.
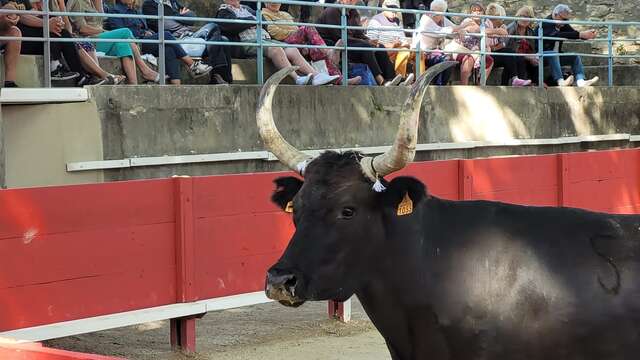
47, 298, 390, 360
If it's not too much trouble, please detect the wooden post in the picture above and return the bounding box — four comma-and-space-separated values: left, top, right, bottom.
557, 154, 570, 206
459, 160, 474, 200
171, 176, 201, 353
328, 298, 352, 322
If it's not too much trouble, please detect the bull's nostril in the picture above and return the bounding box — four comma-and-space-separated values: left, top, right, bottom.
267, 271, 298, 297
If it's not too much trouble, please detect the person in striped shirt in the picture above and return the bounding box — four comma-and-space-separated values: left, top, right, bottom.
366, 0, 415, 85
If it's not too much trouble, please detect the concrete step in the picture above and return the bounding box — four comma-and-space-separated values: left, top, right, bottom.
481, 64, 640, 86
5, 54, 636, 87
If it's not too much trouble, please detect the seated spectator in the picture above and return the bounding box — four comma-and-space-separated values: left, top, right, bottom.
367, 0, 415, 85
443, 2, 498, 85
506, 5, 539, 85
217, 0, 339, 85
485, 3, 530, 86
317, 0, 402, 86
67, 0, 160, 84
409, 0, 462, 85
8, 0, 124, 86
141, 0, 233, 84
50, 0, 126, 85
0, 3, 21, 87
401, 0, 432, 31
106, 0, 214, 85
262, 2, 360, 85
543, 4, 598, 86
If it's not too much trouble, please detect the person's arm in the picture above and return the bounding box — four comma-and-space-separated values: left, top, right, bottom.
104, 6, 127, 31
217, 8, 255, 35
556, 23, 580, 40
93, 0, 103, 13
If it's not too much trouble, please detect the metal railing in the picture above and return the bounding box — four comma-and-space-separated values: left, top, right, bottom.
0, 0, 638, 87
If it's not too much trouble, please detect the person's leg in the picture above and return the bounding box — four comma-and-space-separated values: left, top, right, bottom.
349, 39, 384, 84
284, 26, 329, 61
15, 24, 43, 55
284, 47, 317, 75
493, 49, 514, 86
58, 29, 85, 75
266, 47, 299, 81
0, 26, 21, 84
163, 46, 182, 84
459, 55, 474, 85
560, 54, 584, 81
543, 50, 564, 83
374, 44, 396, 80
130, 42, 159, 81
77, 47, 109, 79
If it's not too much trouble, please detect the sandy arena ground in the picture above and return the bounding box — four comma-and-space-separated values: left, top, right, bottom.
47, 298, 390, 360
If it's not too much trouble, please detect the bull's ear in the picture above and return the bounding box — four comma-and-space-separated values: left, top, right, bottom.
271, 177, 304, 212
379, 177, 427, 215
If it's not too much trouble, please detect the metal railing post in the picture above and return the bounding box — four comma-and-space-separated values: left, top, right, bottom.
43, 0, 51, 88
158, 2, 166, 85
537, 21, 544, 88
257, 0, 264, 85
415, 10, 422, 77
340, 7, 348, 86
479, 19, 486, 86
607, 24, 613, 87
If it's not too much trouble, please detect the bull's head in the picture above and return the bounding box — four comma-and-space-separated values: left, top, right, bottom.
257, 63, 455, 306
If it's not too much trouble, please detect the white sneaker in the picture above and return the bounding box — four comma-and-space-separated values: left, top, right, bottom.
384, 74, 403, 86
400, 73, 415, 86
188, 60, 213, 78
295, 74, 312, 85
557, 75, 574, 86
577, 76, 599, 87
311, 73, 340, 85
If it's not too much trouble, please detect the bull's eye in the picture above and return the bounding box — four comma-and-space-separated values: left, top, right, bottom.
340, 207, 356, 219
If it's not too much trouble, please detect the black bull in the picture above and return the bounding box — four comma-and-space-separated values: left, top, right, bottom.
264, 151, 640, 360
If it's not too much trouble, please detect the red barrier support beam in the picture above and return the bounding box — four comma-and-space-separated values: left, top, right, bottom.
557, 154, 570, 206
171, 176, 202, 353
328, 299, 351, 322
459, 159, 474, 200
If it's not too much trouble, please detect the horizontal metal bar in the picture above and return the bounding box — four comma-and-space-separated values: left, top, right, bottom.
66, 134, 638, 172
1, 1, 639, 27
0, 88, 88, 104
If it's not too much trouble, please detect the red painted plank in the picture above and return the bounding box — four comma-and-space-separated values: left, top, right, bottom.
193, 172, 293, 218
0, 179, 174, 240
0, 265, 176, 330
566, 149, 637, 183
471, 154, 558, 194
0, 224, 176, 289
394, 160, 460, 199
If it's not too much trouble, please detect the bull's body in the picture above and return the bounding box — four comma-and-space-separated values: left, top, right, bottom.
358, 194, 640, 359
257, 66, 640, 359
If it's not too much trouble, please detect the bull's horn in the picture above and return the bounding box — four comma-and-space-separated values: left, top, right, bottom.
360, 61, 457, 181
257, 66, 313, 175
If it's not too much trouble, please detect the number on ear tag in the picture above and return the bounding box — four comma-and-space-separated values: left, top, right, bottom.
285, 201, 294, 213
397, 193, 413, 216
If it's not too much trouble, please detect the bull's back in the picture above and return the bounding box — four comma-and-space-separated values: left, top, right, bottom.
425, 199, 640, 359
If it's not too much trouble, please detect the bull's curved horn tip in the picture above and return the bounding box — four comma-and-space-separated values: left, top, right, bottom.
263, 66, 300, 87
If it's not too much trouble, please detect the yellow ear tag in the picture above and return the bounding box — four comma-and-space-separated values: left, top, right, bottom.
397, 193, 413, 216
284, 201, 294, 213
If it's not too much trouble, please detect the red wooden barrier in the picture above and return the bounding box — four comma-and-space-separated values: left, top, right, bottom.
1, 149, 639, 353
0, 342, 124, 360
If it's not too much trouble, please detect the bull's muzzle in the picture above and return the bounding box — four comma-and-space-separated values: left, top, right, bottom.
265, 271, 305, 307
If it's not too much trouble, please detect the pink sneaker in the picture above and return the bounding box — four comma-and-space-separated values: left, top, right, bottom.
512, 77, 532, 87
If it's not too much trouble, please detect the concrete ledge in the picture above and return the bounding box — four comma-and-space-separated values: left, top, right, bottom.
0, 88, 88, 104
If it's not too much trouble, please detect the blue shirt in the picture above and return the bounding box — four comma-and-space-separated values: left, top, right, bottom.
104, 2, 149, 39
